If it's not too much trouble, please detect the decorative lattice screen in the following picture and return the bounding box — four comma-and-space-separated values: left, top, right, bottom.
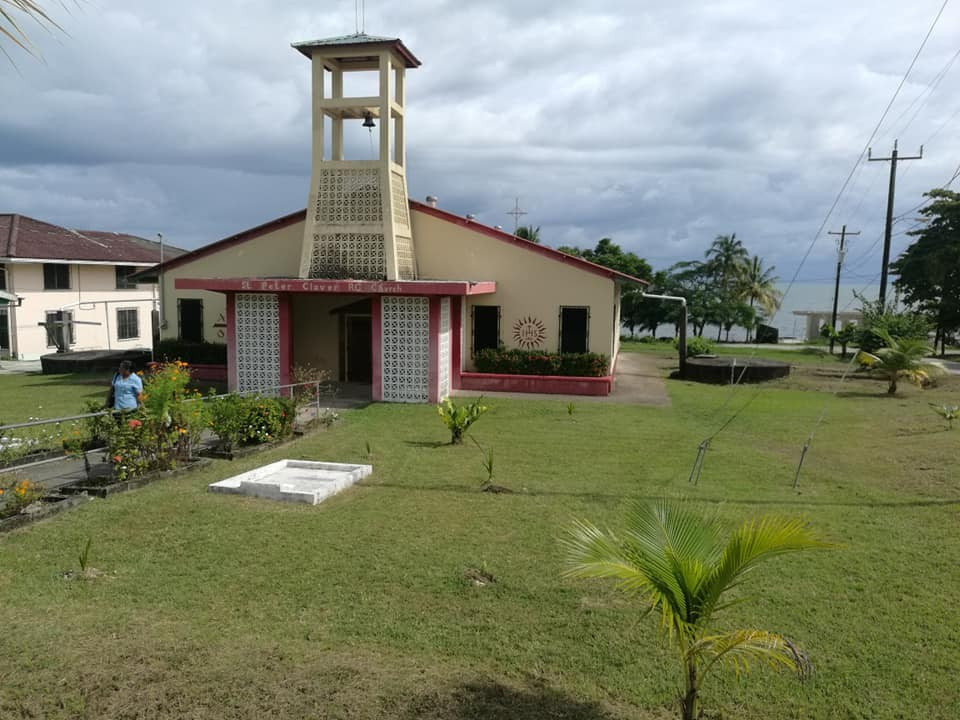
235, 293, 279, 394
314, 168, 382, 224
395, 234, 416, 280
391, 171, 410, 230
438, 297, 451, 400
381, 296, 429, 403
308, 232, 386, 279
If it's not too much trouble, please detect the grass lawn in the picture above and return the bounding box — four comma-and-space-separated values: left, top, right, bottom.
0, 365, 958, 719
620, 338, 851, 367
0, 372, 110, 424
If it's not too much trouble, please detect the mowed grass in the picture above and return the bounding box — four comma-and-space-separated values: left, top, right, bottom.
0, 367, 959, 719
0, 372, 109, 424
620, 338, 851, 367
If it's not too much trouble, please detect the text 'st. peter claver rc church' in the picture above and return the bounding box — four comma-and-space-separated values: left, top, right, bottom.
156, 34, 646, 402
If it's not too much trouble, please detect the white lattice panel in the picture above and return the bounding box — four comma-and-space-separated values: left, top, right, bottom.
314, 168, 382, 224
391, 171, 410, 230
381, 296, 429, 403
235, 293, 280, 394
438, 297, 451, 400
309, 232, 386, 279
395, 234, 416, 280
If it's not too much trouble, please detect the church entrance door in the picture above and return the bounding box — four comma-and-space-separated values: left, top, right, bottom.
344, 315, 372, 383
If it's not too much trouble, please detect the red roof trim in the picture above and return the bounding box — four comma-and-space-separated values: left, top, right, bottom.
175, 278, 497, 296
149, 209, 307, 274
408, 201, 648, 285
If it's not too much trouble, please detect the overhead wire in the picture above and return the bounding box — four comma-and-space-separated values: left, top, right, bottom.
685, 0, 955, 486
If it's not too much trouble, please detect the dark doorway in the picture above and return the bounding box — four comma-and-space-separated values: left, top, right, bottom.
0, 307, 9, 357
178, 299, 204, 342
559, 306, 589, 354
345, 315, 372, 382
472, 305, 500, 353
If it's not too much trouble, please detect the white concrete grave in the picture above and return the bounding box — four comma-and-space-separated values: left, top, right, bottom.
209, 459, 372, 505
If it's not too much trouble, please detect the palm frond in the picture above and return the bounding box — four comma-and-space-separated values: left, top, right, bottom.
697, 516, 830, 620
690, 629, 812, 680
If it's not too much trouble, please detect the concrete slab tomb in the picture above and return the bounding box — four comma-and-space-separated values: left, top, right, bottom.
209, 459, 372, 505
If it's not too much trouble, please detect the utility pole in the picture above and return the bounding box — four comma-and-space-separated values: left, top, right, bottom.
868, 139, 922, 306
827, 225, 859, 354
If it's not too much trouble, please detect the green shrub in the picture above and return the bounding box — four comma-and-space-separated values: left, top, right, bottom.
209, 394, 295, 451
474, 348, 609, 377
438, 397, 489, 445
854, 297, 932, 353
638, 335, 658, 344
154, 339, 227, 365
675, 336, 715, 357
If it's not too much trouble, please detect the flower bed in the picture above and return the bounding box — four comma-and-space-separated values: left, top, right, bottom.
59, 458, 211, 499
0, 493, 92, 534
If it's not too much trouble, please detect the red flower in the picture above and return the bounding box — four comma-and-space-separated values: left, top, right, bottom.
113, 455, 122, 462
128, 419, 143, 429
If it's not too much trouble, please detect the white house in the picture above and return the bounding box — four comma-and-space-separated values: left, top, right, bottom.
0, 214, 184, 360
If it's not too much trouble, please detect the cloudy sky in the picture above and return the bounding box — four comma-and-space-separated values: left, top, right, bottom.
2, 0, 958, 285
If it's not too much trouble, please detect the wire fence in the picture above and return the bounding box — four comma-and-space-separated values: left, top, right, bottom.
0, 380, 341, 473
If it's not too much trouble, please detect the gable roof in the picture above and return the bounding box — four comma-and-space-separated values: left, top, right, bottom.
292, 33, 421, 68
408, 201, 649, 286
0, 214, 186, 264
142, 204, 649, 286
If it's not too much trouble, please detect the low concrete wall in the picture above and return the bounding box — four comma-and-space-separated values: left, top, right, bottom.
188, 363, 228, 383
459, 372, 612, 396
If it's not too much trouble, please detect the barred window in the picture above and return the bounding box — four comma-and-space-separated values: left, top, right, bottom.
117, 308, 139, 340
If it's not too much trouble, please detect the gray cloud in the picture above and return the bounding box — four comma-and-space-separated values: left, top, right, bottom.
1, 0, 958, 285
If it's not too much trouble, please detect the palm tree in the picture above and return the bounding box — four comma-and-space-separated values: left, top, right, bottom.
563, 500, 828, 720
705, 233, 749, 287
1, 1, 66, 58
856, 328, 945, 395
515, 225, 541, 243
740, 256, 781, 341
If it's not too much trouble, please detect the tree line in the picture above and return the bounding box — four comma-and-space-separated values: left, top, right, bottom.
554, 233, 781, 342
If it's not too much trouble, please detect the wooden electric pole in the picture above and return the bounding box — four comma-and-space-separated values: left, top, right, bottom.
868, 139, 923, 306
827, 225, 859, 354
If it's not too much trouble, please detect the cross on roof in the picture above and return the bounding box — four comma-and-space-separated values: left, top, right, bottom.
506, 197, 527, 233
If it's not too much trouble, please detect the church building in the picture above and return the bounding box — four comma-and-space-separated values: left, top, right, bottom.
154, 34, 646, 402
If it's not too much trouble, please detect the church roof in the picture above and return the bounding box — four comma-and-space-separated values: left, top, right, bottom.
292, 33, 421, 67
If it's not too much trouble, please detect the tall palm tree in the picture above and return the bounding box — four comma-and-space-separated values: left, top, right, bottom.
704, 233, 749, 287
740, 256, 781, 340
856, 328, 945, 395
563, 500, 829, 720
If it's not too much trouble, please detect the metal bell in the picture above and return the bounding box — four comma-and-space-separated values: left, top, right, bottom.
362, 112, 376, 129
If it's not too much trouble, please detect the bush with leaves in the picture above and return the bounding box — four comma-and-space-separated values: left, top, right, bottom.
854, 296, 932, 353
437, 397, 489, 445
676, 335, 715, 357
856, 329, 945, 395
474, 348, 609, 377
209, 394, 296, 451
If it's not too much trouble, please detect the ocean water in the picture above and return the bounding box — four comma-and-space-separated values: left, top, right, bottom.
634, 282, 882, 342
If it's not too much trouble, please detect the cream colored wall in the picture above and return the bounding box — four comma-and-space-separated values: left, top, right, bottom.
160, 220, 305, 342
6, 262, 157, 360
411, 210, 618, 371
291, 294, 353, 378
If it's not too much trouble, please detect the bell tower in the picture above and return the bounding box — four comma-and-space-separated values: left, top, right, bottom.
293, 34, 421, 281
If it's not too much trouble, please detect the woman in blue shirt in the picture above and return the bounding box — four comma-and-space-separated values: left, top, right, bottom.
112, 360, 143, 411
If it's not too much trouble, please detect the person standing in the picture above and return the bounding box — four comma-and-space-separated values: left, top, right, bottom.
112, 360, 143, 412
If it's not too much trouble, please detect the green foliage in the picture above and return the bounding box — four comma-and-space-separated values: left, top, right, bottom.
78, 537, 92, 573
563, 500, 829, 720
677, 335, 715, 357
474, 348, 609, 377
856, 328, 944, 395
105, 362, 210, 481
208, 394, 295, 452
854, 296, 932, 353
892, 189, 960, 355
153, 340, 227, 365
471, 437, 494, 488
0, 474, 44, 518
437, 397, 489, 445
514, 225, 541, 243
930, 403, 959, 429
566, 402, 575, 418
